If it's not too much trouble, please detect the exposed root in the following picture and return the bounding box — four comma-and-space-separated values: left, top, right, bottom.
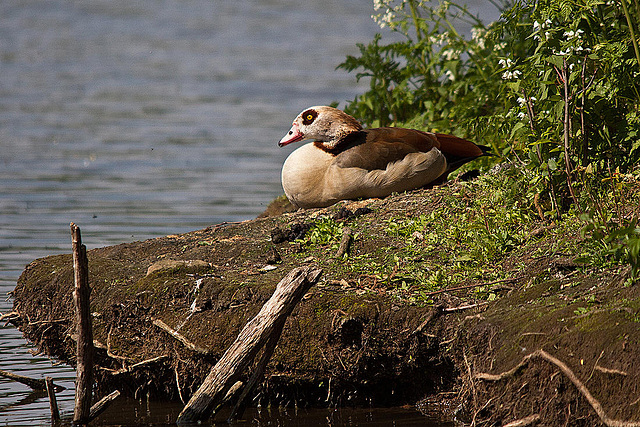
476, 349, 640, 427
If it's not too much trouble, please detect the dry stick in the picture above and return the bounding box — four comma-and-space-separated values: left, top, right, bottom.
177, 266, 323, 425
476, 349, 640, 427
152, 318, 211, 355
71, 222, 94, 425
105, 355, 169, 376
503, 414, 541, 427
559, 60, 580, 208
422, 277, 521, 298
0, 369, 64, 391
45, 377, 60, 422
413, 304, 444, 335
335, 227, 353, 258
88, 390, 121, 422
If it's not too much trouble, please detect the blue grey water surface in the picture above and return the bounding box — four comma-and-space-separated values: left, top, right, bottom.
0, 1, 498, 425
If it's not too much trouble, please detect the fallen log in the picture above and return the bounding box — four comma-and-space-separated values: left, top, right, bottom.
176, 266, 322, 424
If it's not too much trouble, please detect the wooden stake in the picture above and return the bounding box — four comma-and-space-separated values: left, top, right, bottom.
45, 376, 60, 422
176, 266, 322, 424
71, 222, 94, 425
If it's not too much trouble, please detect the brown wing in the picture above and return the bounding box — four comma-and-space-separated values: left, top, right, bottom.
334, 128, 440, 171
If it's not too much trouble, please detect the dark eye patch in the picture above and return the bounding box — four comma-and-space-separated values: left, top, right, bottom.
301, 108, 318, 126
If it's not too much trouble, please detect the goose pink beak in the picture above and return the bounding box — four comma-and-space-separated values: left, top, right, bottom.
279, 124, 304, 147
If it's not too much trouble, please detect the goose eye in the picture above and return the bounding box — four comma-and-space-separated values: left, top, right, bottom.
301, 109, 318, 126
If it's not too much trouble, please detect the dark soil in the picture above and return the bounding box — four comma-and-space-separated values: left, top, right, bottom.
11, 173, 640, 426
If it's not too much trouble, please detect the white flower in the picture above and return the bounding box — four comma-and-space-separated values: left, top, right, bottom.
518, 112, 527, 119
502, 69, 521, 80
444, 69, 456, 81
443, 49, 458, 60
517, 97, 526, 106
533, 21, 540, 31
373, 0, 384, 10
498, 58, 514, 68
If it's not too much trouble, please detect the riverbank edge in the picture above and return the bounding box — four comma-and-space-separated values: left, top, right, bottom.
11, 173, 640, 426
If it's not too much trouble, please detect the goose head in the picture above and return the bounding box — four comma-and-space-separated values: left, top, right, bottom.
278, 106, 363, 150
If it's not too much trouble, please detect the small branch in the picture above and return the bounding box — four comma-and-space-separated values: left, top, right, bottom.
45, 377, 60, 422
443, 302, 489, 313
175, 365, 186, 404
0, 311, 20, 323
594, 365, 628, 376
413, 304, 444, 335
560, 59, 579, 208
476, 349, 640, 427
0, 369, 64, 391
422, 277, 521, 297
503, 414, 540, 427
152, 318, 211, 355
88, 390, 121, 422
335, 227, 353, 258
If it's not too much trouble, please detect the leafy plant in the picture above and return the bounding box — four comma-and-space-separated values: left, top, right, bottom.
341, 0, 640, 275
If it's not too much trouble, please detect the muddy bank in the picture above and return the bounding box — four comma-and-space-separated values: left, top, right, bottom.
11, 173, 640, 425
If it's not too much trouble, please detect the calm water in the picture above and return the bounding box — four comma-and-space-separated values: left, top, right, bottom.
0, 0, 497, 424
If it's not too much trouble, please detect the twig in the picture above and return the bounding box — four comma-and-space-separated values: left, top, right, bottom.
152, 318, 211, 355
0, 369, 64, 391
444, 302, 489, 313
422, 277, 521, 297
413, 304, 444, 334
503, 414, 540, 427
71, 222, 94, 424
476, 349, 640, 427
45, 377, 60, 422
335, 227, 353, 258
0, 311, 20, 322
594, 366, 628, 376
175, 365, 185, 404
88, 390, 120, 422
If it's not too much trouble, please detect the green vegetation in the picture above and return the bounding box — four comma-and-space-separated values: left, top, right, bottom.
339, 0, 640, 279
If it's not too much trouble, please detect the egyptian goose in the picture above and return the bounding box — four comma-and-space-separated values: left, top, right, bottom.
278, 106, 487, 209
